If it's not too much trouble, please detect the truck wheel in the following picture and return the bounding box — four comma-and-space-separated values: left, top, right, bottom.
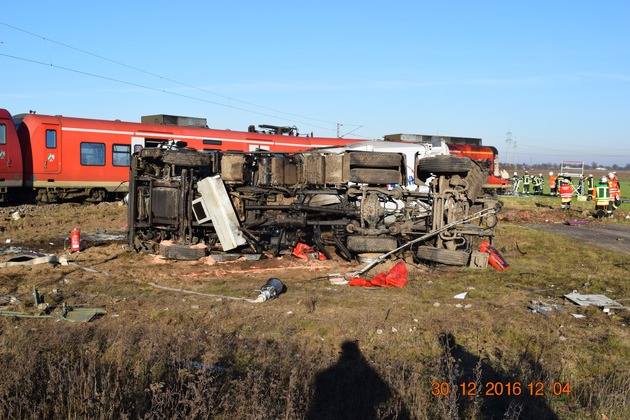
350, 169, 401, 185
346, 235, 397, 253
417, 246, 470, 266
349, 152, 402, 168
417, 155, 471, 174
159, 242, 208, 260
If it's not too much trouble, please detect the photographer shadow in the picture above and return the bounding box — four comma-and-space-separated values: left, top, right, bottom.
306, 340, 409, 420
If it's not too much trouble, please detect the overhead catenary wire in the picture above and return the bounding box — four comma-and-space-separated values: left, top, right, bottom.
0, 21, 367, 137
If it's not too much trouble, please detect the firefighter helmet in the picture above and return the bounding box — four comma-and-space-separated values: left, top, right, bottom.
549, 171, 553, 176
608, 172, 614, 179
602, 176, 608, 183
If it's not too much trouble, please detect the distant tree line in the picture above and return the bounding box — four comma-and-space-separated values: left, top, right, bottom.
502, 162, 630, 172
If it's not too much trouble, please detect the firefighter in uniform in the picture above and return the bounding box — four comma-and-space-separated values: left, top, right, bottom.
559, 179, 573, 210
555, 174, 564, 193
522, 171, 531, 194
593, 176, 612, 218
586, 174, 595, 201
608, 172, 621, 211
549, 172, 556, 196
532, 173, 543, 195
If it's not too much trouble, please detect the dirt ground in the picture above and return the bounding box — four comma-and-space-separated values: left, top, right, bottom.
1, 200, 627, 304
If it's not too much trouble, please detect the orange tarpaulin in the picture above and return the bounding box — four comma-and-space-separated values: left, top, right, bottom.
349, 261, 407, 288
292, 243, 326, 261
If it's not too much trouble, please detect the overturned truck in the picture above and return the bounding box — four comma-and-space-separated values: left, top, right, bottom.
128, 140, 500, 266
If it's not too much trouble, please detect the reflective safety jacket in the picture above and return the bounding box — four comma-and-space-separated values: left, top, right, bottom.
594, 182, 610, 206
549, 175, 556, 188
559, 183, 573, 202
609, 178, 620, 200
523, 174, 531, 185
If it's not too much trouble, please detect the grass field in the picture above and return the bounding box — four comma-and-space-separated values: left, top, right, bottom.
0, 194, 628, 419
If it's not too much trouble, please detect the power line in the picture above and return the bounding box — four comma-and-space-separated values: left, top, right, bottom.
0, 21, 368, 136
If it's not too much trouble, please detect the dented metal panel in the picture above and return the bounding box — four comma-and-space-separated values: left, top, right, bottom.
196, 176, 247, 251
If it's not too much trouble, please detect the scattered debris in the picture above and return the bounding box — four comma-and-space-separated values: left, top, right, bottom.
528, 300, 567, 317
468, 251, 489, 268
0, 253, 59, 268
292, 243, 325, 261
453, 292, 467, 300
515, 241, 527, 255
0, 306, 106, 322
564, 292, 628, 312
146, 277, 286, 303
59, 257, 109, 276
0, 287, 105, 322
571, 313, 586, 319
257, 278, 286, 301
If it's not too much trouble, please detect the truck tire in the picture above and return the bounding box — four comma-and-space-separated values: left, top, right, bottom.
417, 246, 470, 266
349, 152, 402, 168
160, 242, 208, 260
349, 168, 401, 185
347, 235, 397, 253
417, 155, 471, 174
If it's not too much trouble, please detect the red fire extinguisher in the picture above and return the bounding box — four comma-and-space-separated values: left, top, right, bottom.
70, 227, 81, 252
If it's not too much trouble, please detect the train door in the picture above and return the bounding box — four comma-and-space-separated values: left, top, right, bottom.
131, 136, 145, 154
41, 123, 61, 174
0, 112, 23, 184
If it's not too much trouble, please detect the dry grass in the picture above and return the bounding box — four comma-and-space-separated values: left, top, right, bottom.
0, 198, 629, 419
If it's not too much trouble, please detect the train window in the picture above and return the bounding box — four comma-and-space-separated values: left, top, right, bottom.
46, 129, 57, 148
203, 139, 222, 145
113, 144, 131, 166
80, 142, 105, 166
0, 124, 5, 145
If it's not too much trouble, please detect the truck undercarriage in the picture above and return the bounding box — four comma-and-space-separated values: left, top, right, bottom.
128, 144, 500, 266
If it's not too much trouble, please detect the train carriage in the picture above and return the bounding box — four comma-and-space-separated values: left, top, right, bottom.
0, 108, 507, 203
8, 111, 361, 202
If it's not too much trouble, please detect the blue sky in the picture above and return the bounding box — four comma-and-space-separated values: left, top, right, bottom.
1, 1, 629, 166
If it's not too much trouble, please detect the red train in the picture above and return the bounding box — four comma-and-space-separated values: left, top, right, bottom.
383, 133, 509, 188
0, 108, 507, 203
0, 109, 368, 202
